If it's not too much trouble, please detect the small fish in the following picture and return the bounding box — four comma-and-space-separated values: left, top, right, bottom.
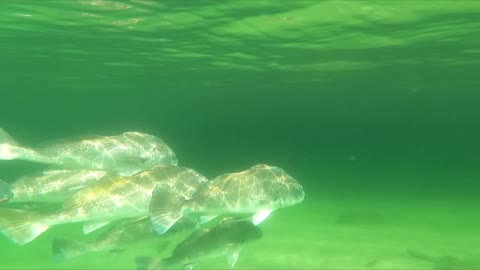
136, 218, 263, 270
0, 166, 208, 245
407, 249, 480, 270
1, 169, 108, 204
52, 216, 197, 262
149, 164, 305, 236
0, 128, 177, 175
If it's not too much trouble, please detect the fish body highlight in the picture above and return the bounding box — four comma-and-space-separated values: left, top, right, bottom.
6, 169, 108, 203
0, 129, 178, 175
0, 166, 208, 245
149, 164, 305, 236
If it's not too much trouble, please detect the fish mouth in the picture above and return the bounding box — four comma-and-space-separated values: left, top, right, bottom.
170, 153, 179, 166
291, 184, 305, 204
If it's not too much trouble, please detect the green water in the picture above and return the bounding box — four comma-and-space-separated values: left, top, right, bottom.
1, 0, 480, 269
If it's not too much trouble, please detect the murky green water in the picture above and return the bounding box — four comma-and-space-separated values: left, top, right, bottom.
1, 0, 480, 269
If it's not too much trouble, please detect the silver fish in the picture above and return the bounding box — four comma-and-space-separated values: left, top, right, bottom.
0, 166, 208, 245
2, 169, 108, 203
136, 218, 263, 270
52, 216, 197, 262
149, 164, 305, 236
0, 128, 177, 175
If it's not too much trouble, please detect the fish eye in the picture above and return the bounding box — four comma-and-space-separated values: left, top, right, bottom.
147, 148, 159, 155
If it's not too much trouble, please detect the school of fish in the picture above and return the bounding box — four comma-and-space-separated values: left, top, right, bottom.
0, 128, 305, 269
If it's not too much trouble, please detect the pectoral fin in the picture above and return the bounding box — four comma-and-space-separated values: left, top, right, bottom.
227, 251, 240, 269
252, 210, 272, 225
149, 187, 184, 236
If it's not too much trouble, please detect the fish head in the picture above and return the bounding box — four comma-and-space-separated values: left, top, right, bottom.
264, 166, 305, 208
142, 143, 178, 167
275, 179, 305, 208
123, 132, 178, 167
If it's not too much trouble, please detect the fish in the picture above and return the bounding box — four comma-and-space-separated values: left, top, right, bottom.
407, 249, 480, 270
149, 164, 305, 236
0, 166, 208, 245
0, 128, 178, 175
135, 218, 263, 270
1, 169, 108, 204
52, 216, 197, 262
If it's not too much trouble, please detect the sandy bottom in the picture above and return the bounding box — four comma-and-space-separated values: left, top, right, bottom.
1, 194, 479, 269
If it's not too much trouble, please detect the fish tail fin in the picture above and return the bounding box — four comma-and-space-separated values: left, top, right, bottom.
135, 256, 164, 270
149, 187, 184, 236
52, 237, 92, 262
0, 128, 37, 160
0, 208, 49, 245
0, 178, 14, 203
